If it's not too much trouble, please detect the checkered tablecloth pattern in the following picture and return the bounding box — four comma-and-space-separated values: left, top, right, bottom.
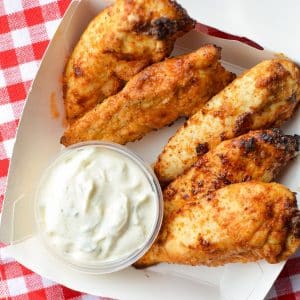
0, 0, 299, 299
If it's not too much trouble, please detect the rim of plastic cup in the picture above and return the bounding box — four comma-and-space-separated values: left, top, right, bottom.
34, 141, 163, 274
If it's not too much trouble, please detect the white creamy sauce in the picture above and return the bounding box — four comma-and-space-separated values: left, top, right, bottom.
37, 147, 157, 265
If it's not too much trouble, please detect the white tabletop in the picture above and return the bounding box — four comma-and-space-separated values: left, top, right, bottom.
181, 0, 300, 61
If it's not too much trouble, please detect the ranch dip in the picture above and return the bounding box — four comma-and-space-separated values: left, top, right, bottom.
36, 145, 157, 265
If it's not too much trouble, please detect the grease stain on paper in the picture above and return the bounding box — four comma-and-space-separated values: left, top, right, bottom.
50, 92, 60, 119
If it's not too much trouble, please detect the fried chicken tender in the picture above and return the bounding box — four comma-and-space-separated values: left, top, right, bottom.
155, 58, 300, 183
135, 182, 300, 267
163, 129, 299, 219
63, 0, 195, 123
61, 45, 235, 146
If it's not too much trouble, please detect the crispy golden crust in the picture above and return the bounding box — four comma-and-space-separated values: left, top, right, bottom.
63, 0, 195, 122
135, 182, 300, 267
61, 45, 234, 146
154, 58, 300, 184
163, 129, 299, 220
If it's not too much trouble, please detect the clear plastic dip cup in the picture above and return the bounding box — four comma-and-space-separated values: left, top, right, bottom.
35, 141, 163, 274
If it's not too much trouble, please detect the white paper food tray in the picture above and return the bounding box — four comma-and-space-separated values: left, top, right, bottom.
0, 1, 299, 299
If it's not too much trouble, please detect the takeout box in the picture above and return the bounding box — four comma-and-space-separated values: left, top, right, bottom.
0, 0, 299, 299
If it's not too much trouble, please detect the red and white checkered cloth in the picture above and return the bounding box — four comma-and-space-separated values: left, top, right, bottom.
0, 0, 299, 299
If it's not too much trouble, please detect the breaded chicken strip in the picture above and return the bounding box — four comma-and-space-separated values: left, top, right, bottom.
163, 129, 299, 219
155, 58, 300, 183
63, 0, 195, 122
135, 182, 300, 267
61, 45, 235, 146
